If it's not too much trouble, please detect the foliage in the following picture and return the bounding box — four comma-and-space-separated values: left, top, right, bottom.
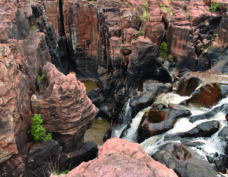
61, 170, 70, 175
159, 42, 168, 59
211, 33, 217, 42
169, 56, 174, 63
37, 74, 46, 84
160, 3, 172, 15
124, 1, 131, 8
138, 30, 145, 36
31, 24, 38, 30
141, 3, 149, 9
202, 44, 209, 50
28, 114, 52, 142
210, 1, 219, 13
140, 11, 149, 22
186, 11, 190, 19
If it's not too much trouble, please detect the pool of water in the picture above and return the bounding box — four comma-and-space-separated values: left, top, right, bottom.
84, 117, 110, 146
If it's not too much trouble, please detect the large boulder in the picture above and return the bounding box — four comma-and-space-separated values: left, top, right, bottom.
51, 138, 178, 177
138, 104, 191, 142
153, 143, 218, 177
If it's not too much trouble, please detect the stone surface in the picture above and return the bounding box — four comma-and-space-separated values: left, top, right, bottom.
185, 83, 222, 108
51, 138, 178, 177
153, 143, 218, 177
138, 104, 191, 142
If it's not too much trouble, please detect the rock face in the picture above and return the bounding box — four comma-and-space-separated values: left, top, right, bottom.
51, 138, 178, 177
0, 1, 98, 176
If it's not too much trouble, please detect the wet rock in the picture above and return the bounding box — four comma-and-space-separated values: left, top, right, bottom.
138, 104, 191, 142
176, 73, 202, 96
51, 138, 178, 177
218, 127, 228, 140
185, 83, 222, 108
131, 81, 172, 115
214, 159, 227, 174
190, 104, 228, 123
153, 143, 218, 177
176, 121, 220, 138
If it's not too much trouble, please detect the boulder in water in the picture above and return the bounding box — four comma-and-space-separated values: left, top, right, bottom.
138, 104, 191, 142
152, 143, 218, 177
176, 73, 202, 96
184, 83, 222, 108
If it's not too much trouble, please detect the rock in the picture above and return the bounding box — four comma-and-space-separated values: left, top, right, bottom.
190, 104, 228, 122
218, 127, 228, 140
185, 83, 222, 108
214, 159, 227, 174
131, 81, 172, 114
50, 138, 178, 177
173, 121, 220, 138
138, 104, 191, 142
31, 62, 98, 152
153, 143, 218, 177
176, 73, 202, 96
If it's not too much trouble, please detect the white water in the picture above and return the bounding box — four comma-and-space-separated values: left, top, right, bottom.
141, 96, 228, 158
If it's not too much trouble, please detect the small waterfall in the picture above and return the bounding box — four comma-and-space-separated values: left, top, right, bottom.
111, 99, 132, 138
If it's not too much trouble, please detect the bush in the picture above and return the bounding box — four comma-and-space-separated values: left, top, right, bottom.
138, 30, 145, 36
159, 42, 168, 59
140, 11, 149, 22
28, 114, 52, 142
210, 1, 219, 13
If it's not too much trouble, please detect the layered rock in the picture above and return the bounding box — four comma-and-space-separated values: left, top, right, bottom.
0, 1, 98, 176
51, 138, 178, 177
31, 62, 98, 151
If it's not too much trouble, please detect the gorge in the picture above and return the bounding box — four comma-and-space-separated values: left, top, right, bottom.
0, 0, 228, 176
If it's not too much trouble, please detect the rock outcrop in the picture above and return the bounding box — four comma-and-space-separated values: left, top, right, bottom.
51, 138, 178, 177
0, 1, 98, 176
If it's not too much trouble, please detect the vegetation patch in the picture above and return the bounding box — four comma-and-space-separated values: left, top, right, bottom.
186, 11, 190, 19
37, 74, 46, 84
28, 114, 52, 143
140, 11, 149, 22
160, 3, 173, 15
159, 42, 168, 59
138, 30, 145, 36
210, 1, 219, 13
141, 3, 149, 9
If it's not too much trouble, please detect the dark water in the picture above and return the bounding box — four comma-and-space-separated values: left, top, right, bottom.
84, 117, 110, 146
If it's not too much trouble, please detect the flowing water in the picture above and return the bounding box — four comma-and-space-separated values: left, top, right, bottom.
117, 91, 228, 166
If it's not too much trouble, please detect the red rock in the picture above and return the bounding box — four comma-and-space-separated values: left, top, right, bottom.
51, 138, 178, 177
186, 83, 222, 108
31, 62, 98, 151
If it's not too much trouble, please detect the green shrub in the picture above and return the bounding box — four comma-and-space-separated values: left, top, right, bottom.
160, 3, 173, 15
202, 44, 209, 50
140, 11, 149, 22
169, 56, 174, 63
159, 42, 168, 58
210, 1, 219, 13
28, 114, 52, 142
211, 33, 217, 42
141, 3, 149, 9
186, 11, 190, 19
37, 74, 46, 84
138, 30, 145, 36
61, 170, 70, 175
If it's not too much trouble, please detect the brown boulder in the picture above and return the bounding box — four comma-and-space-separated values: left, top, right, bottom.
51, 138, 178, 177
185, 83, 222, 108
138, 104, 191, 142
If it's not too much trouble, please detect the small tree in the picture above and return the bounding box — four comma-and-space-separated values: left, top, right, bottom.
28, 114, 52, 142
